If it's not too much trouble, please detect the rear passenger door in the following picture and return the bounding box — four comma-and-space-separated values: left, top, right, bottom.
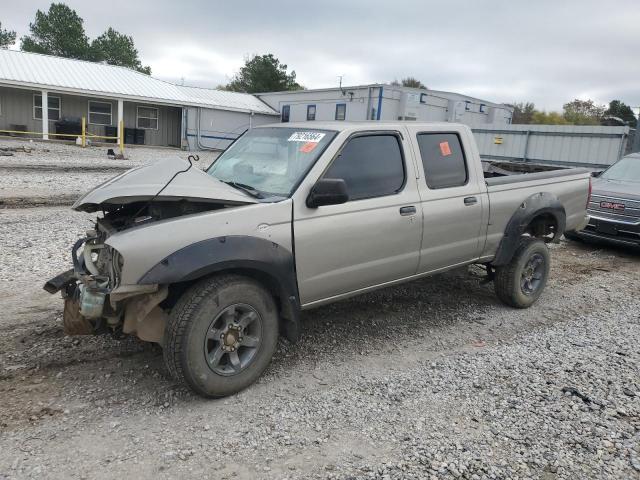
293, 131, 423, 305
409, 127, 488, 272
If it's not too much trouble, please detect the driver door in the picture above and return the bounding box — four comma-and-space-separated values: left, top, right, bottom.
293, 131, 423, 305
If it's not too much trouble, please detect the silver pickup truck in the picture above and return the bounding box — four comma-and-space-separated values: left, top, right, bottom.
44, 122, 590, 397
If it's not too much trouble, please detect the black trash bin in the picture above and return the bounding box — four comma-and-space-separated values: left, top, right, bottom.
55, 117, 82, 138
104, 126, 117, 143
134, 129, 145, 145
124, 128, 136, 145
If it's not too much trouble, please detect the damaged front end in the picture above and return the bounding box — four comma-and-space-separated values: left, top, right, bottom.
43, 157, 260, 343
44, 219, 169, 343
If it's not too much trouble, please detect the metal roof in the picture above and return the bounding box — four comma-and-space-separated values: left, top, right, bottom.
257, 83, 511, 109
0, 49, 277, 115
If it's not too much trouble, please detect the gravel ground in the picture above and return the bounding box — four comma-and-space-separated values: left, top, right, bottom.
0, 139, 218, 205
0, 200, 638, 479
0, 144, 638, 479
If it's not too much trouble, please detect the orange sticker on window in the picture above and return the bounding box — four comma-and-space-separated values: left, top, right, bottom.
439, 141, 452, 156
299, 142, 318, 153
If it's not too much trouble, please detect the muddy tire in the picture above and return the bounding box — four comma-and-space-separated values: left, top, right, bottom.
494, 238, 550, 309
163, 274, 279, 398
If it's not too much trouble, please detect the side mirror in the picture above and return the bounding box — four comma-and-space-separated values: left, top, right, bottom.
306, 178, 349, 208
591, 171, 602, 177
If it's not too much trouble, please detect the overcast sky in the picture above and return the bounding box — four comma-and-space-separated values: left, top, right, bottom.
3, 0, 639, 111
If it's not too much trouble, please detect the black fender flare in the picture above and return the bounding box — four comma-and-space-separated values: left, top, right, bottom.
138, 236, 300, 342
491, 192, 566, 267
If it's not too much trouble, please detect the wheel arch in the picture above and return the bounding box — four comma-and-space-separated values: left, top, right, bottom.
139, 236, 301, 342
492, 192, 566, 267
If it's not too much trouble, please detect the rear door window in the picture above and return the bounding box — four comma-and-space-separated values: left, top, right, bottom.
323, 134, 405, 200
416, 133, 468, 189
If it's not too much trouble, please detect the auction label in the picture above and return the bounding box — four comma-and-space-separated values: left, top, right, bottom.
288, 132, 326, 143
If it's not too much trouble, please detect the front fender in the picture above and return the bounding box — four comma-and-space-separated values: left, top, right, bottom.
139, 235, 300, 341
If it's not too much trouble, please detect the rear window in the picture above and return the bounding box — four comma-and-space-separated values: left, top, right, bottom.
417, 133, 468, 189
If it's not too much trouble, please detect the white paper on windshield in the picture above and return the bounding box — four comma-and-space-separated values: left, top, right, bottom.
287, 132, 326, 143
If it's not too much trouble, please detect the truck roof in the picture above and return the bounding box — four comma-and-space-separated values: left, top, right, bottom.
260, 121, 465, 131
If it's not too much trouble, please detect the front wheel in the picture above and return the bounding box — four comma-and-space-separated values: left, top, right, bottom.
163, 274, 279, 398
494, 238, 550, 308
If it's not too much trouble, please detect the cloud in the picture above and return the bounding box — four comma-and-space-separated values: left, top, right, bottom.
2, 0, 639, 111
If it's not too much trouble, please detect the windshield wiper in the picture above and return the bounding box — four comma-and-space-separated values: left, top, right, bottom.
221, 180, 264, 199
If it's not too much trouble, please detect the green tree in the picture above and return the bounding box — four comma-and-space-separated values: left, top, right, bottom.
21, 3, 90, 59
0, 22, 16, 48
604, 100, 637, 128
223, 54, 302, 93
91, 28, 151, 75
531, 110, 570, 125
401, 77, 427, 89
508, 102, 536, 124
562, 99, 605, 125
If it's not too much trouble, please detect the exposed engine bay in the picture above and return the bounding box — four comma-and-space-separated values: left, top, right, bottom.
45, 199, 232, 343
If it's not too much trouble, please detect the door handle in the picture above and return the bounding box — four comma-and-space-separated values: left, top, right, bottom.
464, 196, 478, 206
399, 206, 417, 216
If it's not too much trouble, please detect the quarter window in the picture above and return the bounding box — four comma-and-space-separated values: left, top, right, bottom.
88, 101, 112, 125
33, 94, 61, 121
137, 106, 158, 130
416, 133, 468, 189
281, 105, 290, 122
307, 105, 316, 121
323, 134, 405, 200
335, 103, 346, 121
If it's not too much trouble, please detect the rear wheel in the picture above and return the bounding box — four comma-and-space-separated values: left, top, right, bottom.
494, 238, 550, 308
163, 274, 279, 398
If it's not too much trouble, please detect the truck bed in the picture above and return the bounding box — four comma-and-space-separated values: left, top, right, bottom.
482, 160, 574, 180
481, 163, 591, 258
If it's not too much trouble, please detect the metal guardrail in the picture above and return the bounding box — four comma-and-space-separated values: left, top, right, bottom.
471, 125, 629, 167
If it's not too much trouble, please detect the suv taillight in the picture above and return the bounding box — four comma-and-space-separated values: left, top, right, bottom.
587, 177, 592, 209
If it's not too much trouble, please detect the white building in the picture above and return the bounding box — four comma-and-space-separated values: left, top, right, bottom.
257, 84, 513, 126
0, 49, 278, 150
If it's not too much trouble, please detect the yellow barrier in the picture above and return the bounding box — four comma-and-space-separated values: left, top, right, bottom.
0, 116, 124, 154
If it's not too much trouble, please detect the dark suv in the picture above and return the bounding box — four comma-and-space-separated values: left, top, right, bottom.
567, 153, 640, 248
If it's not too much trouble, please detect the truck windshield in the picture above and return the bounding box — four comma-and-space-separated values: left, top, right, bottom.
207, 127, 337, 199
600, 156, 640, 183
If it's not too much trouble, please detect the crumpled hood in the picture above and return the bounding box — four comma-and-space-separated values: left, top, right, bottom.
73, 157, 258, 211
592, 177, 640, 201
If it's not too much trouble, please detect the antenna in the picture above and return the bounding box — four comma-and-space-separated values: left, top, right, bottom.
338, 75, 346, 96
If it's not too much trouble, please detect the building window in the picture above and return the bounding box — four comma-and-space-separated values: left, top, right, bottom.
137, 106, 159, 130
33, 94, 61, 121
335, 103, 346, 121
281, 105, 290, 122
464, 101, 471, 112
479, 104, 486, 113
307, 105, 316, 121
88, 101, 113, 126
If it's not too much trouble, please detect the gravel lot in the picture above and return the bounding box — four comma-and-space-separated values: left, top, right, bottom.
0, 141, 638, 479
0, 139, 218, 206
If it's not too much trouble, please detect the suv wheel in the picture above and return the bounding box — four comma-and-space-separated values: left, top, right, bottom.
494, 238, 550, 309
163, 274, 279, 397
